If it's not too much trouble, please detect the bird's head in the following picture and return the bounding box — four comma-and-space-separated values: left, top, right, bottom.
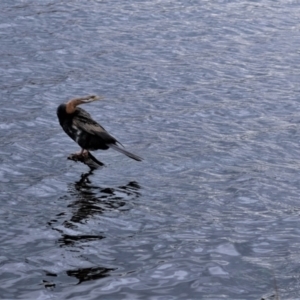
65, 95, 102, 114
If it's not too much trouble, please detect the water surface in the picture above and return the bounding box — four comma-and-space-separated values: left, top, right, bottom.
1, 0, 300, 299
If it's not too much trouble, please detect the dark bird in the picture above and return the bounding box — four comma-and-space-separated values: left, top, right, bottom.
57, 95, 142, 162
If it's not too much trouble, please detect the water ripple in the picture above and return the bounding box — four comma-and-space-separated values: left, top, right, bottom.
1, 0, 300, 299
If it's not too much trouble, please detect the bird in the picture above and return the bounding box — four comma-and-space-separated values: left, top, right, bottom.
57, 95, 142, 162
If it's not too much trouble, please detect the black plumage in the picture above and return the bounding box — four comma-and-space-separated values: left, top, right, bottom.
57, 95, 142, 161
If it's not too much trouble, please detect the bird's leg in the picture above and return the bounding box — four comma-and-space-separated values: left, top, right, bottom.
80, 148, 89, 157
71, 148, 86, 157
75, 148, 88, 156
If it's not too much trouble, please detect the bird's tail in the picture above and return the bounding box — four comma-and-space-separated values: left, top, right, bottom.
109, 144, 143, 161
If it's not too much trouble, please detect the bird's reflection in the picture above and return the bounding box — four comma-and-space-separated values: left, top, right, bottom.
66, 170, 141, 225
50, 164, 141, 285
66, 266, 115, 284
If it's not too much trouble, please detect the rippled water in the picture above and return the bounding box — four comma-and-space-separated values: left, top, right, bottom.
1, 0, 300, 299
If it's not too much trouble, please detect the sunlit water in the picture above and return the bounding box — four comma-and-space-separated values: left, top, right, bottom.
1, 0, 300, 299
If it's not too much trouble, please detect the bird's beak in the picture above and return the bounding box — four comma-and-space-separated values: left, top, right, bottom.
80, 95, 103, 103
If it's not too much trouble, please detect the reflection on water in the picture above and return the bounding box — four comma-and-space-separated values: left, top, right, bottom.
68, 171, 141, 225
49, 169, 141, 284
59, 233, 105, 246
66, 266, 115, 284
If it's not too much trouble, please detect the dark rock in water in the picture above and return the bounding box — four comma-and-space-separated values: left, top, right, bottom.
68, 152, 104, 170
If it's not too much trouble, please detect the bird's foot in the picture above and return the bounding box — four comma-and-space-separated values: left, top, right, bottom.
68, 150, 88, 161
68, 149, 89, 161
68, 153, 81, 161
68, 151, 104, 169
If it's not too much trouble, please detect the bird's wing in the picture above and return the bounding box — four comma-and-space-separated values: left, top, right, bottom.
73, 108, 118, 144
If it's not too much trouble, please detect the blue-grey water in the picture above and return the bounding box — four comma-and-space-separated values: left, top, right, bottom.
1, 0, 300, 299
